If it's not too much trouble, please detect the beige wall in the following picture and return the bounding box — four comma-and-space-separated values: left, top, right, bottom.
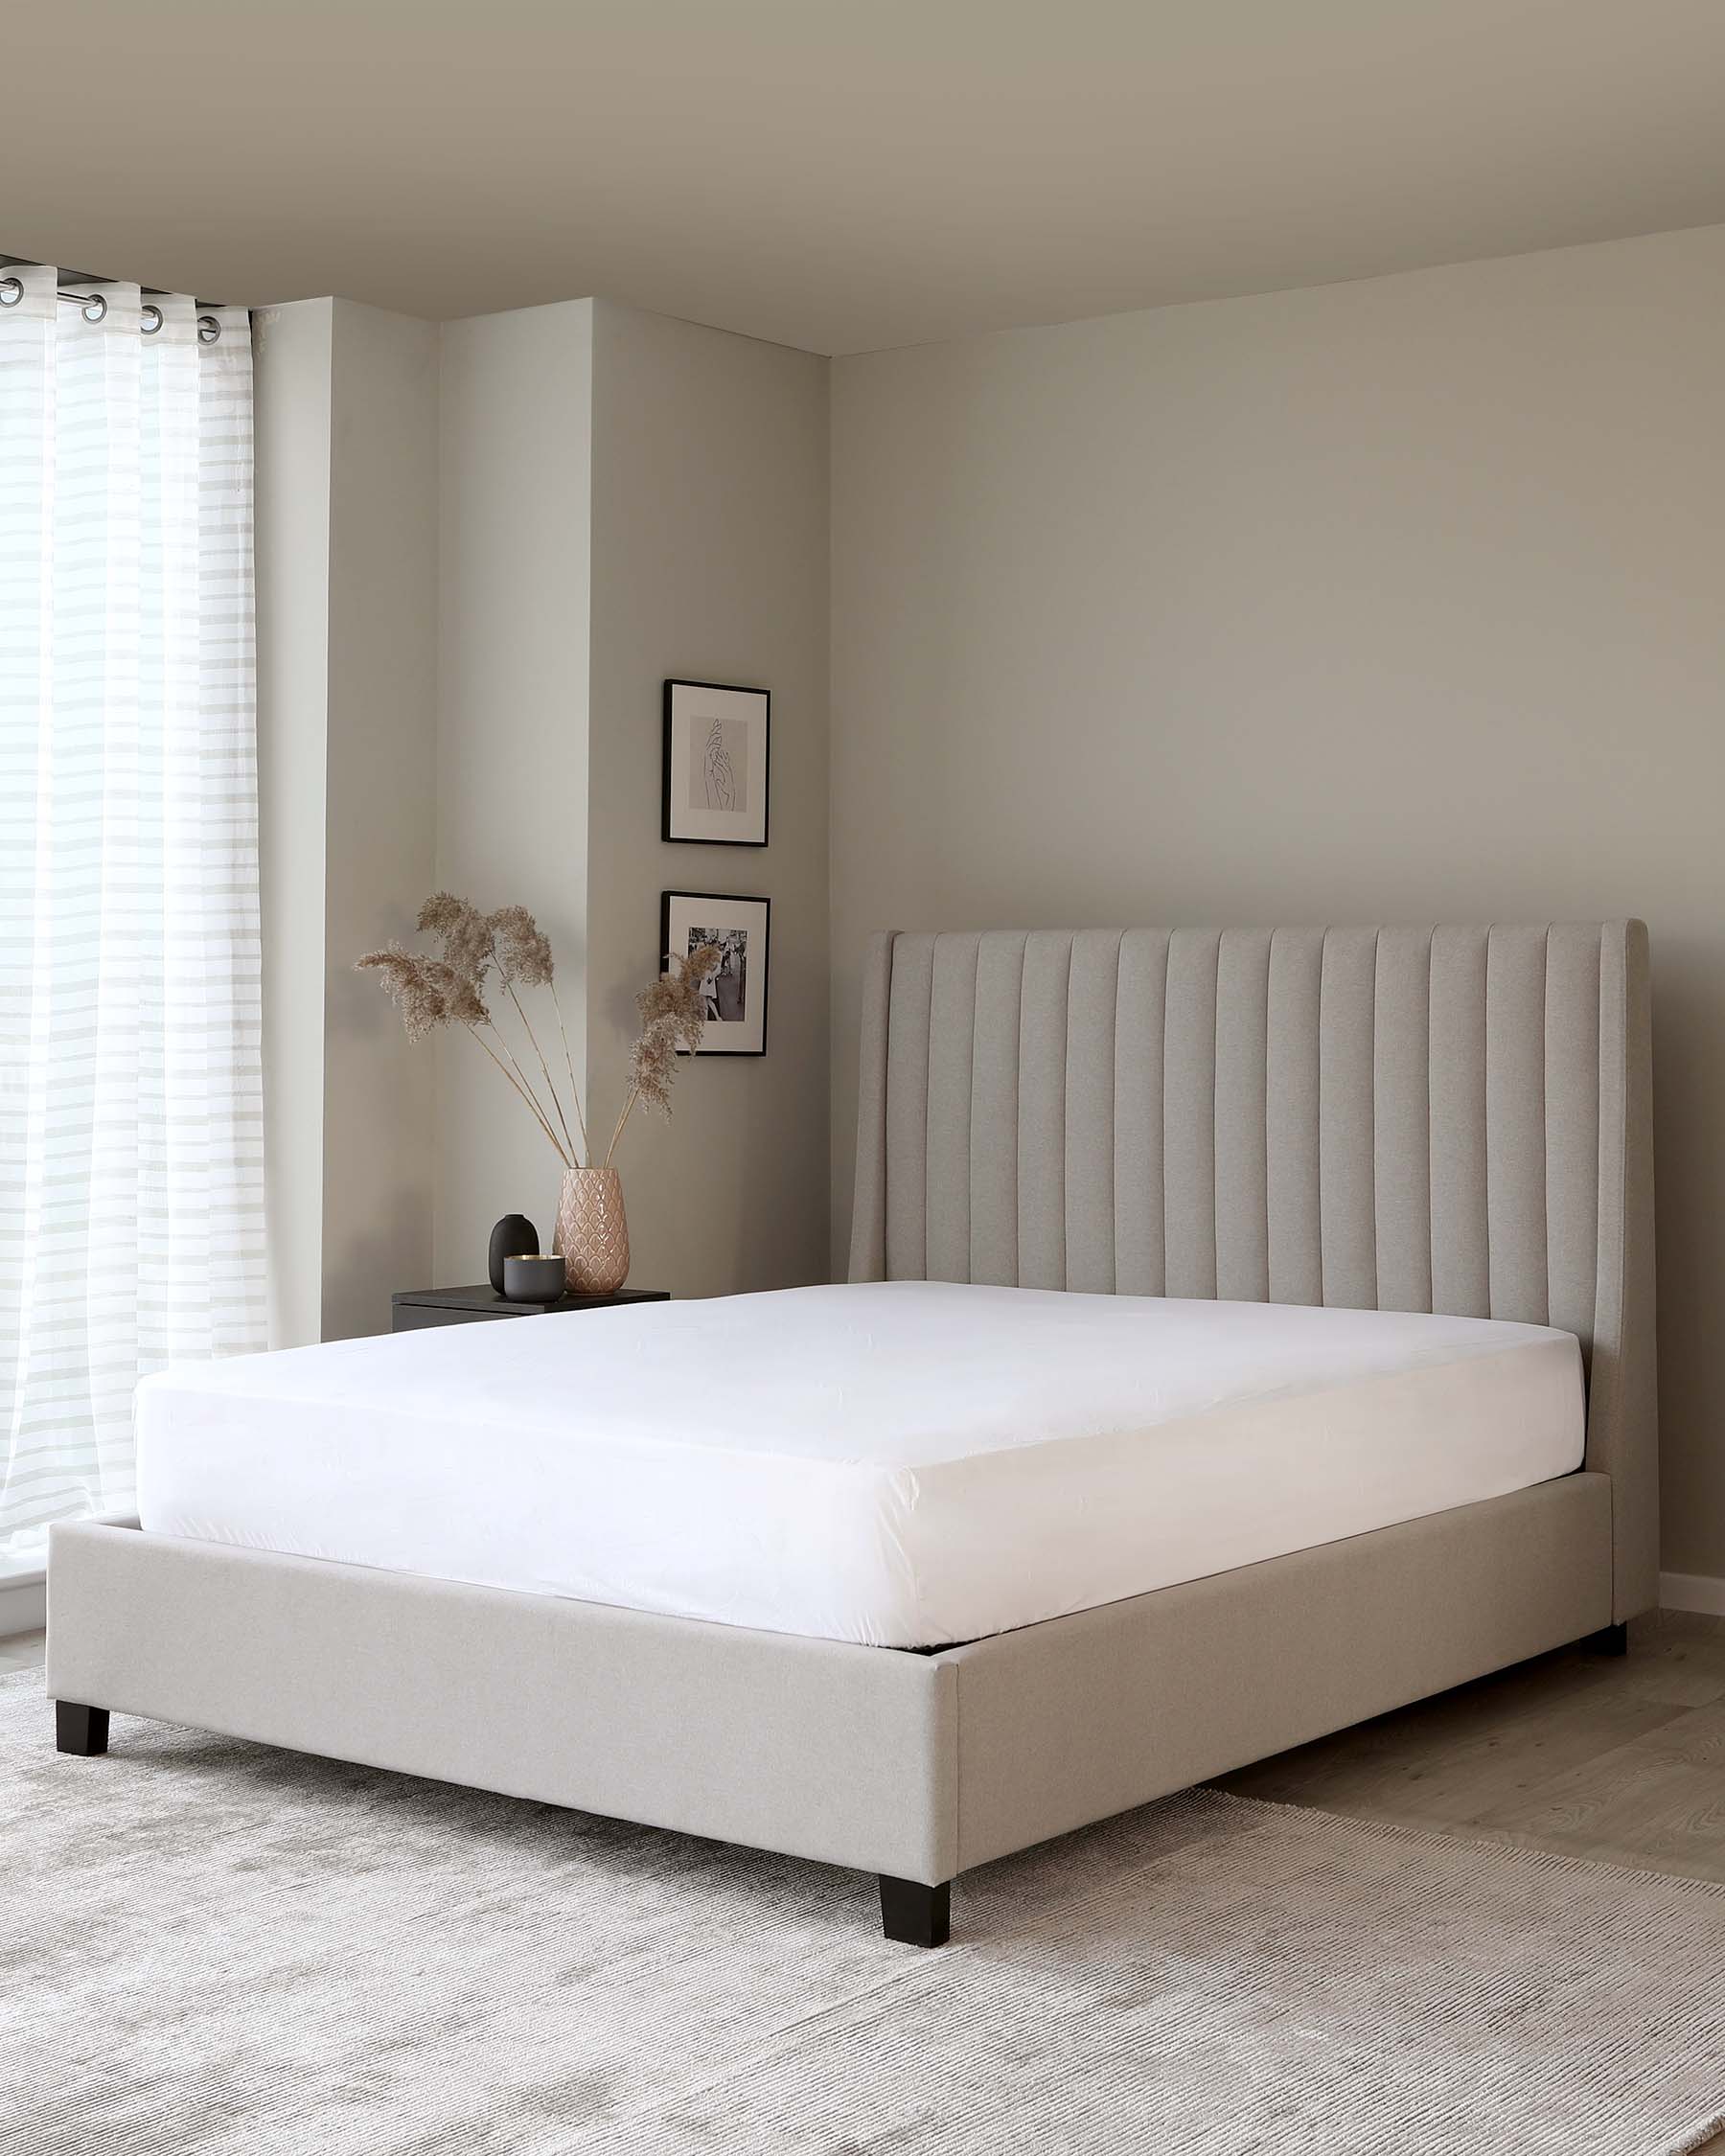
321, 301, 441, 1340
586, 300, 830, 1296
435, 301, 593, 1282
253, 298, 332, 1350
253, 298, 441, 1347
830, 221, 1725, 1576
270, 291, 827, 1315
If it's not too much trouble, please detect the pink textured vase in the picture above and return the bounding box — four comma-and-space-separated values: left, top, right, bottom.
555, 1167, 631, 1294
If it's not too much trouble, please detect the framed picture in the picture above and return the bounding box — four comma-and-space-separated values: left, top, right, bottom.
662, 679, 770, 846
661, 891, 770, 1057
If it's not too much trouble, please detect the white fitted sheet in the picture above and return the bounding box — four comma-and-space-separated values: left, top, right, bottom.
135, 1281, 1585, 1648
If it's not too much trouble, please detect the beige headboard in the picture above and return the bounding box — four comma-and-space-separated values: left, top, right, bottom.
850, 925, 1656, 1619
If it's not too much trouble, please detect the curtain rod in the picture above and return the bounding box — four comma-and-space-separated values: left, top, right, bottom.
0, 275, 223, 341
0, 259, 227, 340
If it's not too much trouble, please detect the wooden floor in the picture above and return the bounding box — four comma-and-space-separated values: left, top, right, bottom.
10, 1615, 1725, 2143
0, 1628, 45, 1677
1217, 1610, 1725, 1885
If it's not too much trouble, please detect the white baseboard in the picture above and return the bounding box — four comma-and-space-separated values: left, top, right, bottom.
0, 1567, 46, 1639
1660, 1571, 1725, 1617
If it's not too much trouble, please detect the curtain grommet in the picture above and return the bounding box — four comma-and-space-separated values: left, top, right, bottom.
197, 314, 220, 344
0, 276, 22, 308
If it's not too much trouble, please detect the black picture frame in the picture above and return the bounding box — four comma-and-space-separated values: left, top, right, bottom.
660, 890, 770, 1057
661, 679, 770, 847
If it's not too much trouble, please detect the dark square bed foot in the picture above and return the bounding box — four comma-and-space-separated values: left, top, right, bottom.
879, 1874, 951, 1947
56, 1702, 110, 1755
1582, 1621, 1629, 1658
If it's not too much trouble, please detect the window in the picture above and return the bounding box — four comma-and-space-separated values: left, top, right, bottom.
0, 264, 265, 1560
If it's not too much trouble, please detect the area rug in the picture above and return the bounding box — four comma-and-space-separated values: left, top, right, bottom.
7, 1669, 1724, 2156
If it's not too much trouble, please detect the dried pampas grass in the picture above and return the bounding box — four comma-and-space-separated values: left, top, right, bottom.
488, 905, 555, 989
602, 942, 723, 1165
359, 895, 577, 1163
355, 944, 460, 1044
356, 905, 720, 1173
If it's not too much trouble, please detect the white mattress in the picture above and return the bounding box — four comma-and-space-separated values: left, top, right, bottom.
135, 1281, 1585, 1648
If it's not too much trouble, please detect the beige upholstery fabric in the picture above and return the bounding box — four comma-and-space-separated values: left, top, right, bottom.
49, 1477, 1607, 1891
850, 923, 1656, 1619
947, 1473, 1611, 1870
48, 1522, 961, 1884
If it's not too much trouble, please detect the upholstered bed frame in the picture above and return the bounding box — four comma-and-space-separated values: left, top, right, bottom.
48, 923, 1656, 1947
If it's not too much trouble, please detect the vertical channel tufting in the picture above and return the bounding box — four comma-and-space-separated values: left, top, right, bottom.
1484, 926, 1552, 1323
924, 935, 980, 1284
1319, 928, 1379, 1309
1163, 930, 1222, 1297
1373, 929, 1435, 1315
1214, 930, 1272, 1302
1066, 932, 1123, 1292
1114, 931, 1171, 1296
1428, 927, 1491, 1317
864, 922, 1616, 1347
969, 933, 1027, 1286
884, 933, 936, 1281
1545, 924, 1603, 1363
846, 931, 895, 1282
1266, 928, 1324, 1306
1017, 933, 1074, 1288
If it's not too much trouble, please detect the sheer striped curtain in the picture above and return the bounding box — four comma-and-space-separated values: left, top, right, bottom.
0, 265, 265, 1560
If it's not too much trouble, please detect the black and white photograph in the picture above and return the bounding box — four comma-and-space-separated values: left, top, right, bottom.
661, 680, 770, 846
660, 891, 770, 1055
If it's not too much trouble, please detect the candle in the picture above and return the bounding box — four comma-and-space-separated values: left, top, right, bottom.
502, 1253, 567, 1302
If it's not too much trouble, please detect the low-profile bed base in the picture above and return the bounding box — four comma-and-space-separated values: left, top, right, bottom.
51, 1474, 1611, 1942
46, 918, 1657, 1944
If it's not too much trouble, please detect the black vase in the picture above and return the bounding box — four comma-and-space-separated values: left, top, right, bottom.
488, 1214, 540, 1295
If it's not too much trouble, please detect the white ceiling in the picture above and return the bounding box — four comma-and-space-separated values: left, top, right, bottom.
8, 0, 1725, 356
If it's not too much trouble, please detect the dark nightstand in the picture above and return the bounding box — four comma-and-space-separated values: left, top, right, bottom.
391, 1285, 670, 1332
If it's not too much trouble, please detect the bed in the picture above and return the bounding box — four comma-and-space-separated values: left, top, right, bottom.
47, 923, 1657, 1948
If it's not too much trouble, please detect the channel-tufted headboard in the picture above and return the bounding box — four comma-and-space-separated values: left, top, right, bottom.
849, 925, 1657, 1620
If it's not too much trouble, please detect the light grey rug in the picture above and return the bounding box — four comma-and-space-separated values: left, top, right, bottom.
7, 1668, 1725, 2156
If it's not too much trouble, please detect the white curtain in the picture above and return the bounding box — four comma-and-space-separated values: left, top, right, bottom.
0, 265, 266, 1560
